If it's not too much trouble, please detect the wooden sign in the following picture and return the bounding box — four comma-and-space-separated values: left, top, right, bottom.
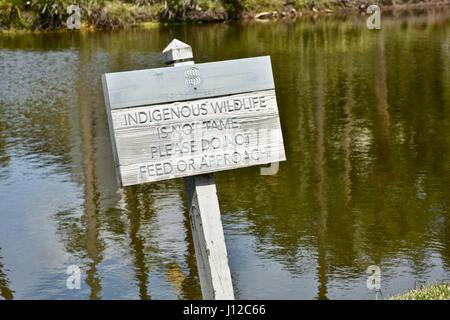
102, 56, 285, 187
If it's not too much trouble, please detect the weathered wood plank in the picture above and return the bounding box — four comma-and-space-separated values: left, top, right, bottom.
102, 74, 123, 186
110, 89, 285, 186
103, 56, 275, 110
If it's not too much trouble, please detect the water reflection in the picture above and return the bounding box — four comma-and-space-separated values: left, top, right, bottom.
0, 118, 9, 170
0, 9, 449, 299
123, 187, 151, 300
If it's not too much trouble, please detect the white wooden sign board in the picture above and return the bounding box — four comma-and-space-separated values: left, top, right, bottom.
102, 56, 286, 187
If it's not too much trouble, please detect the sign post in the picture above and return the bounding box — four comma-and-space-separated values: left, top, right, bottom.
102, 39, 285, 299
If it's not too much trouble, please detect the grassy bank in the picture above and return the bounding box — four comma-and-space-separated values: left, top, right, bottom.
1, 0, 449, 30
389, 283, 450, 300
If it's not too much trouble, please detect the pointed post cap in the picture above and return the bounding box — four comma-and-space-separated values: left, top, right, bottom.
162, 39, 193, 65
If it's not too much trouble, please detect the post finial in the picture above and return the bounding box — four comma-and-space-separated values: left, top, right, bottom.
162, 39, 193, 65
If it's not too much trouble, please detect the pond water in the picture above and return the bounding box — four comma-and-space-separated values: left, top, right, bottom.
0, 10, 449, 299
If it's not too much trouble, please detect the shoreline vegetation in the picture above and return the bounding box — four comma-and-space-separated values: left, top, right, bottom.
0, 0, 449, 31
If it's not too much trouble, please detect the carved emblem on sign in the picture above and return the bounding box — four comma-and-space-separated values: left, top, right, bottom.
184, 67, 202, 86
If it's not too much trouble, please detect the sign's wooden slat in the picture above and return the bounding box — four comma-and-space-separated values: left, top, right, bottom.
103, 56, 275, 110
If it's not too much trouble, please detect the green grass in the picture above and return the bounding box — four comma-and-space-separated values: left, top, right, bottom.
389, 283, 450, 300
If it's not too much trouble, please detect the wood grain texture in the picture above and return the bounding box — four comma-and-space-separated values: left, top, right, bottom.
110, 89, 285, 186
103, 56, 275, 110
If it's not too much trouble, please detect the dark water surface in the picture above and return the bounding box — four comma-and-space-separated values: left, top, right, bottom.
1, 10, 450, 299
